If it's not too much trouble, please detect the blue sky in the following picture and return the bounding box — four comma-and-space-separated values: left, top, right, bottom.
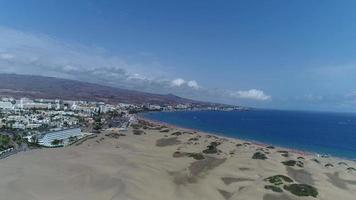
1, 0, 356, 112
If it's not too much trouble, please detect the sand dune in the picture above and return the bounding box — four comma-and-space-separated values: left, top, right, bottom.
0, 121, 355, 200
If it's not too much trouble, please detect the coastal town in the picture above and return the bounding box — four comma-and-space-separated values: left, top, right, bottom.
0, 96, 242, 158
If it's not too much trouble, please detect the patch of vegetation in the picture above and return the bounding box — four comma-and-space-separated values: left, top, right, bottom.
283, 184, 318, 198
311, 158, 320, 164
277, 150, 288, 154
105, 132, 126, 139
68, 136, 78, 143
264, 185, 283, 193
189, 137, 199, 141
131, 123, 142, 129
74, 134, 97, 146
296, 161, 304, 167
171, 131, 182, 136
338, 162, 348, 166
202, 141, 221, 154
325, 163, 334, 168
157, 125, 168, 130
281, 153, 289, 157
187, 153, 205, 160
26, 141, 42, 148
252, 152, 268, 160
172, 151, 204, 160
277, 150, 289, 157
282, 160, 304, 167
203, 145, 218, 154
236, 143, 243, 147
159, 129, 170, 133
0, 134, 11, 151
297, 156, 305, 160
346, 167, 356, 172
93, 115, 103, 131
51, 139, 63, 146
210, 141, 221, 146
133, 129, 145, 135
265, 175, 293, 185
282, 160, 296, 166
266, 145, 275, 149
13, 134, 23, 146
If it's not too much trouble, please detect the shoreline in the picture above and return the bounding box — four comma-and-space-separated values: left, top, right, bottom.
0, 115, 355, 199
138, 114, 354, 162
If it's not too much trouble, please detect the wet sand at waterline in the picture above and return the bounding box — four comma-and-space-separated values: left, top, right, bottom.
0, 121, 355, 200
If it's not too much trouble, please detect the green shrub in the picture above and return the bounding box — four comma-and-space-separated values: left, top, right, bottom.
283, 184, 318, 198
51, 139, 63, 146
187, 153, 205, 160
277, 150, 288, 153
202, 141, 221, 154
189, 137, 199, 141
311, 158, 320, 164
252, 152, 268, 160
281, 153, 289, 157
171, 132, 182, 136
264, 185, 283, 193
203, 145, 218, 154
347, 167, 356, 172
0, 134, 11, 150
133, 130, 145, 135
282, 160, 304, 167
131, 124, 142, 129
325, 163, 334, 168
265, 175, 293, 185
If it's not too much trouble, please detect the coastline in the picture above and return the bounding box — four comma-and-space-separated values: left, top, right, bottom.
138, 114, 353, 162
140, 111, 356, 163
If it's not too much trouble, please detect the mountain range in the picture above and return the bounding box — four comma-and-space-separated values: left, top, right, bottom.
0, 74, 216, 106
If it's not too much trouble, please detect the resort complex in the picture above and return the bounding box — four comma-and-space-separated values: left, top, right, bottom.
37, 128, 83, 147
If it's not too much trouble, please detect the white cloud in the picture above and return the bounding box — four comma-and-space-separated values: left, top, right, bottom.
171, 78, 200, 89
171, 78, 186, 87
187, 80, 199, 89
230, 89, 271, 101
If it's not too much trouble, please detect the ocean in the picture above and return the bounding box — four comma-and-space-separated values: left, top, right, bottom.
142, 109, 356, 159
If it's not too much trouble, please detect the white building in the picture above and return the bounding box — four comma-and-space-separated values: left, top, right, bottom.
19, 98, 33, 109
12, 122, 26, 130
0, 101, 14, 110
149, 105, 161, 110
38, 128, 83, 147
21, 103, 51, 110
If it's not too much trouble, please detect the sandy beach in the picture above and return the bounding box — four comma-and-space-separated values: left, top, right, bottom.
0, 119, 355, 200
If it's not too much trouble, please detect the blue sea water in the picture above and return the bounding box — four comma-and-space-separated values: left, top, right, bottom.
142, 109, 356, 159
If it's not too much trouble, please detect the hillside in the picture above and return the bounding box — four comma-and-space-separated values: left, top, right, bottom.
0, 74, 209, 106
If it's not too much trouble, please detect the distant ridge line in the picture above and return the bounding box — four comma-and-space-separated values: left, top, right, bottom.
0, 73, 214, 106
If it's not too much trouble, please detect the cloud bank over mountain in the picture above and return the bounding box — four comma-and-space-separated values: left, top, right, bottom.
0, 26, 271, 104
